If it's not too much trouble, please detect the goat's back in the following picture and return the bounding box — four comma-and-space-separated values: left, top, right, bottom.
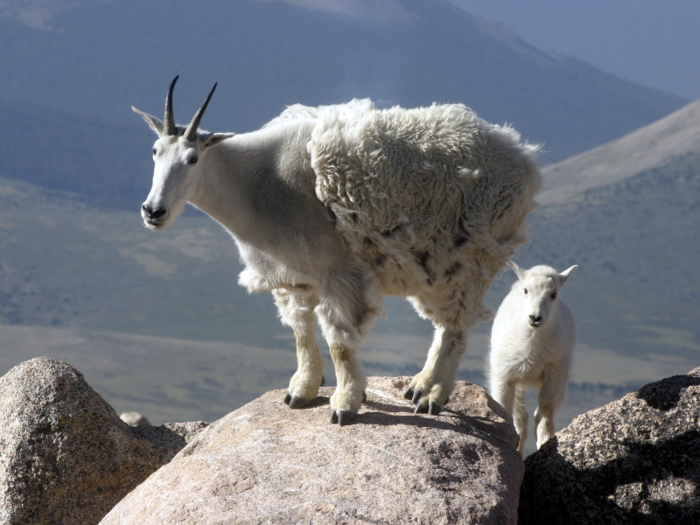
307, 100, 540, 265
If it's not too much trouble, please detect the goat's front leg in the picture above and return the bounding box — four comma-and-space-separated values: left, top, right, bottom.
513, 385, 528, 456
273, 289, 325, 409
489, 374, 528, 454
328, 342, 366, 426
534, 370, 566, 449
489, 374, 516, 416
404, 326, 467, 414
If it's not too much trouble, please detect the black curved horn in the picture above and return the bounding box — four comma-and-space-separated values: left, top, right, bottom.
164, 75, 179, 136
184, 83, 217, 142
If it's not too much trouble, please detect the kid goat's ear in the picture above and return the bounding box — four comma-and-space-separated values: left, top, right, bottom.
508, 260, 527, 281
132, 107, 165, 137
558, 265, 578, 287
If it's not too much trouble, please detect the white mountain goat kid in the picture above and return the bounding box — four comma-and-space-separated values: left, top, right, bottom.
133, 77, 542, 426
489, 262, 577, 455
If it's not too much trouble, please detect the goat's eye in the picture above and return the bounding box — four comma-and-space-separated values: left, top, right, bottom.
152, 148, 157, 156
188, 156, 199, 165
523, 288, 528, 295
551, 292, 557, 299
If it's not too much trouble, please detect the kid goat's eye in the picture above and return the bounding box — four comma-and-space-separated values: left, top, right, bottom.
524, 289, 528, 295
551, 292, 557, 299
152, 148, 157, 156
188, 156, 199, 164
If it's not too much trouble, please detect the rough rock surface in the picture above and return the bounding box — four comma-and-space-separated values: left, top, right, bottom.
0, 357, 207, 525
101, 376, 524, 525
520, 367, 700, 524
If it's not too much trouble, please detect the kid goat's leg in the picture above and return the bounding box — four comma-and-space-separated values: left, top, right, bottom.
535, 370, 566, 449
513, 385, 529, 456
273, 289, 325, 409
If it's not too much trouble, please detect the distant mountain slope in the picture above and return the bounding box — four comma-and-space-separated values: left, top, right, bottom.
499, 150, 700, 359
539, 98, 700, 204
0, 0, 686, 169
0, 99, 151, 210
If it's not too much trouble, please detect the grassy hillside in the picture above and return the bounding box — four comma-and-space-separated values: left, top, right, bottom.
0, 176, 434, 344
0, 178, 279, 344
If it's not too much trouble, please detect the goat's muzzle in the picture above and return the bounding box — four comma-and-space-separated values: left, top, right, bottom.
529, 315, 543, 327
142, 204, 167, 228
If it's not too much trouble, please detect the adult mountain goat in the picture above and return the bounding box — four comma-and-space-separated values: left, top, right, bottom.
488, 262, 577, 455
133, 77, 542, 425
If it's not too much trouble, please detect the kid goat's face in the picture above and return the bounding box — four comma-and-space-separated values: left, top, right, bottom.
520, 275, 560, 328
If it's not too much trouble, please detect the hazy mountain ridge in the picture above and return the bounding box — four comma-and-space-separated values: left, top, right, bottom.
0, 0, 686, 170
0, 99, 152, 210
540, 98, 700, 204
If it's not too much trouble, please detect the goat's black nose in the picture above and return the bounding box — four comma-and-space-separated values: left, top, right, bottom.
529, 315, 543, 325
142, 204, 166, 219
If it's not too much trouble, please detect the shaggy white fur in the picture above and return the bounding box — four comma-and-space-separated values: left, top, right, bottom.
135, 80, 542, 426
489, 262, 577, 455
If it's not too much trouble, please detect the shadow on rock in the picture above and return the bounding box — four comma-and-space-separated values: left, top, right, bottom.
520, 367, 700, 525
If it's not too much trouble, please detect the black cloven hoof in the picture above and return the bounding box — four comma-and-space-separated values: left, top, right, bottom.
283, 376, 325, 407
330, 408, 357, 426
429, 401, 442, 415
414, 400, 442, 415
411, 389, 424, 404
287, 395, 314, 409
403, 386, 414, 400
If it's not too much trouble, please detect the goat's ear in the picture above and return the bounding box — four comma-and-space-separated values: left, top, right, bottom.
558, 265, 578, 287
132, 107, 164, 137
508, 260, 527, 281
201, 132, 235, 150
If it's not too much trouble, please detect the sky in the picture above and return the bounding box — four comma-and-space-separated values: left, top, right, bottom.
449, 0, 700, 100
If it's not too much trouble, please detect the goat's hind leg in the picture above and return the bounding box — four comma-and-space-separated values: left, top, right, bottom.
273, 289, 325, 409
316, 269, 381, 426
